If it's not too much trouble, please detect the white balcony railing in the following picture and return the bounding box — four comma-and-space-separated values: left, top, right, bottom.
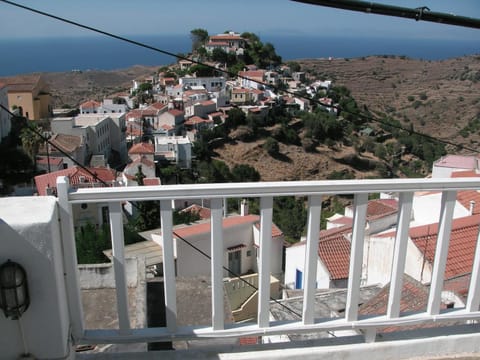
56, 176, 480, 348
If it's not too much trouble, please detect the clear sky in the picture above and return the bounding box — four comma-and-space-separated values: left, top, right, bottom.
0, 0, 479, 40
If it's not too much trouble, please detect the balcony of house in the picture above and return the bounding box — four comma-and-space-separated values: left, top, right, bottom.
2, 177, 480, 359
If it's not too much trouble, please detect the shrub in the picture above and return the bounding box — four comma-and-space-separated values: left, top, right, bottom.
407, 95, 415, 102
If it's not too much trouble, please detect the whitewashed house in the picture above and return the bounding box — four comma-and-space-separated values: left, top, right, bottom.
153, 135, 192, 169
154, 211, 284, 279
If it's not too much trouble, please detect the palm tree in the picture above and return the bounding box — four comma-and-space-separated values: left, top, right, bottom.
20, 123, 43, 171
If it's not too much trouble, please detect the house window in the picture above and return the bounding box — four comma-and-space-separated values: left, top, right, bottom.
246, 250, 251, 257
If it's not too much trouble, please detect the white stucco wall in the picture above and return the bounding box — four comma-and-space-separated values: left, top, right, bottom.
284, 242, 331, 290
174, 221, 256, 277
284, 243, 305, 289
78, 258, 141, 289
0, 197, 72, 359
412, 193, 470, 226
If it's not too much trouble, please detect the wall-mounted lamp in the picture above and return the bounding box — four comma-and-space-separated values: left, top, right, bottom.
0, 260, 30, 320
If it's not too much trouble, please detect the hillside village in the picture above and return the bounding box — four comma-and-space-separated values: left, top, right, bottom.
1, 30, 480, 349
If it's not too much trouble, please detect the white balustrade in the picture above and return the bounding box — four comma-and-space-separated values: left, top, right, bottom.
56, 176, 480, 345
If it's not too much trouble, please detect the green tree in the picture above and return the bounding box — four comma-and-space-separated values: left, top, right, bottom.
75, 223, 111, 264
20, 123, 43, 169
190, 28, 209, 52
273, 197, 307, 243
231, 164, 260, 182
263, 137, 279, 156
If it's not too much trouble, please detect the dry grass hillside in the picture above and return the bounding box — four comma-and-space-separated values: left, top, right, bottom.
43, 55, 480, 181
298, 55, 480, 147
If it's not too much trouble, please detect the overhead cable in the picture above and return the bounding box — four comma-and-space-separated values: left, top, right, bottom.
291, 0, 480, 29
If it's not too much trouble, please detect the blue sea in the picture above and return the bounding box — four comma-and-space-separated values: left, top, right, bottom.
0, 34, 478, 77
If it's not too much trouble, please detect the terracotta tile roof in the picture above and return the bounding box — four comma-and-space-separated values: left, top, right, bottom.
80, 100, 101, 109
328, 216, 353, 226
49, 134, 82, 153
206, 41, 230, 47
174, 215, 283, 239
180, 204, 211, 220
232, 88, 249, 94
1, 75, 42, 92
128, 142, 154, 154
143, 178, 161, 186
210, 34, 244, 41
318, 225, 352, 280
434, 155, 479, 169
254, 222, 284, 238
451, 170, 480, 178
148, 102, 167, 111
185, 116, 213, 126
238, 70, 265, 80
36, 156, 63, 166
410, 214, 480, 280
126, 109, 158, 119
173, 215, 260, 239
128, 156, 155, 168
359, 274, 429, 316
34, 166, 116, 196
345, 199, 398, 221
200, 100, 215, 106
456, 190, 480, 215
168, 109, 184, 117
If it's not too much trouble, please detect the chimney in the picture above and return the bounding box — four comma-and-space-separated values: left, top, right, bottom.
470, 200, 476, 215
240, 199, 249, 216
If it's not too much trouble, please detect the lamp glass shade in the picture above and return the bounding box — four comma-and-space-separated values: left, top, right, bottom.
0, 260, 30, 320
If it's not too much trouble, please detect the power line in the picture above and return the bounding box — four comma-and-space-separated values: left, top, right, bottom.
292, 0, 480, 29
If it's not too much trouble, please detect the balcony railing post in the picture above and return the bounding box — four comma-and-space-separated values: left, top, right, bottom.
303, 195, 322, 325
160, 200, 177, 332
466, 226, 480, 312
210, 198, 224, 331
387, 192, 414, 319
427, 190, 456, 315
258, 196, 273, 328
56, 176, 85, 341
346, 193, 368, 322
108, 201, 131, 332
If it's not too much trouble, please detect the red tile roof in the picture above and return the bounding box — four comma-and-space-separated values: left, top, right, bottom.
238, 70, 265, 80
359, 274, 429, 317
254, 222, 284, 238
410, 214, 480, 280
434, 155, 479, 169
180, 204, 212, 220
168, 109, 184, 117
185, 116, 213, 126
210, 34, 244, 41
128, 142, 154, 155
148, 102, 167, 111
345, 199, 398, 221
36, 156, 63, 166
200, 100, 215, 106
34, 166, 116, 196
173, 215, 259, 238
143, 178, 161, 186
48, 134, 82, 153
80, 100, 101, 109
451, 170, 480, 178
456, 190, 480, 215
173, 215, 283, 240
318, 225, 352, 280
